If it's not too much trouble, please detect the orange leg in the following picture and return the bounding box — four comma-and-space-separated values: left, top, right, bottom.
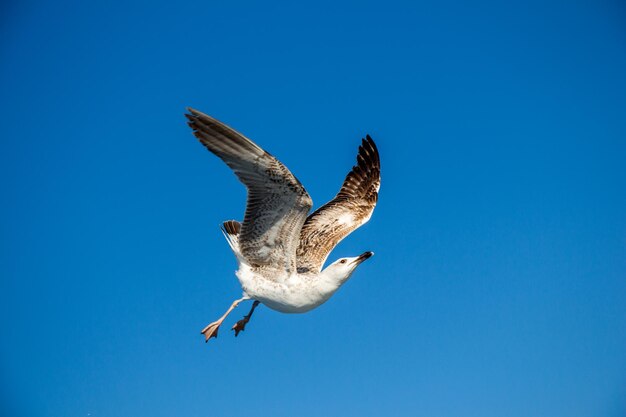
200, 297, 248, 342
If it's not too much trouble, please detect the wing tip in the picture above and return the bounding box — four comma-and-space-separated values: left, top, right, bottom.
357, 134, 380, 170
185, 107, 203, 122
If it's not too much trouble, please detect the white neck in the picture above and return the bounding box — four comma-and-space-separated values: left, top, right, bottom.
316, 267, 353, 295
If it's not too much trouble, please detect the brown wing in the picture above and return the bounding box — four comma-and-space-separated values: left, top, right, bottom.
296, 136, 380, 273
186, 108, 313, 273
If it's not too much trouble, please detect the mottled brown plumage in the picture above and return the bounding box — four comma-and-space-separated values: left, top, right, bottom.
296, 136, 380, 273
186, 107, 380, 277
186, 108, 312, 274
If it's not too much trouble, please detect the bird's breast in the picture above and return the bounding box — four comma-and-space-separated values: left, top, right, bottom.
236, 269, 332, 314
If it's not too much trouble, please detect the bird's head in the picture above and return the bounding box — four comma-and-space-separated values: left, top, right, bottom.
321, 251, 374, 286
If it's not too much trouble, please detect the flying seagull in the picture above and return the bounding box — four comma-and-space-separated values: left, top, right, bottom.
185, 108, 381, 341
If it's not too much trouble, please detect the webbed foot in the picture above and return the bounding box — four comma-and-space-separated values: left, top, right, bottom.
200, 320, 222, 342
231, 317, 250, 337
231, 300, 259, 337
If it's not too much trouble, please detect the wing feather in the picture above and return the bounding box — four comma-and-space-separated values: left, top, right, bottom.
296, 136, 380, 273
186, 108, 313, 272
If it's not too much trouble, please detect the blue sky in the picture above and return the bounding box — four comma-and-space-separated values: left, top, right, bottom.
1, 1, 625, 416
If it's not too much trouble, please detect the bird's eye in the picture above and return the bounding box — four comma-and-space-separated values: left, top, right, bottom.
340, 259, 346, 264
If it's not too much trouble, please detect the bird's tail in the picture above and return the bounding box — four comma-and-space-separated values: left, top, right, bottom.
220, 220, 242, 258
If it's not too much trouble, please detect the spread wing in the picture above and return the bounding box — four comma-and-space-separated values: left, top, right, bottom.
296, 136, 380, 273
186, 108, 313, 273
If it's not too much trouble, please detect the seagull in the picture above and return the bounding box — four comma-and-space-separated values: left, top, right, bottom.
185, 108, 381, 341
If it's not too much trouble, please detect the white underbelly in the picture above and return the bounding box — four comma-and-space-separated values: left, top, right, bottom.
236, 268, 330, 314
257, 297, 317, 314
